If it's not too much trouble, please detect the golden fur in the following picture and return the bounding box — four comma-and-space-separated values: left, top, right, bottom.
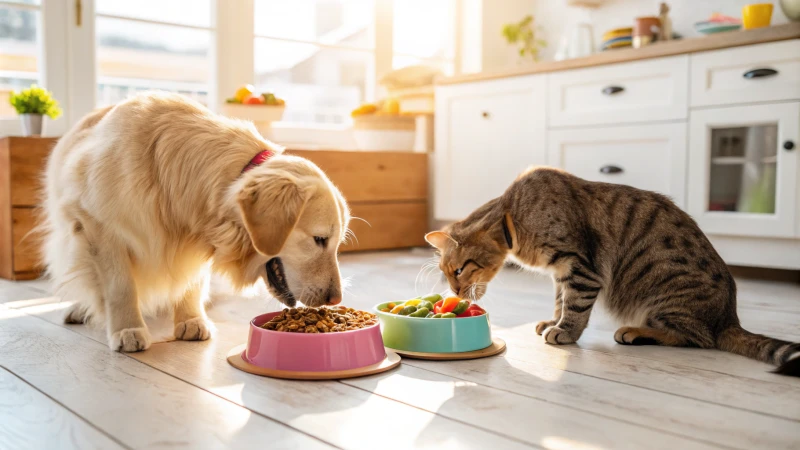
42, 92, 350, 352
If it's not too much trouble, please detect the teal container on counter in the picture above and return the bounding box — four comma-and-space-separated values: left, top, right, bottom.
374, 301, 492, 353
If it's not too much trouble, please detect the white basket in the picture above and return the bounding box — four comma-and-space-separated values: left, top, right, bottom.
221, 104, 285, 123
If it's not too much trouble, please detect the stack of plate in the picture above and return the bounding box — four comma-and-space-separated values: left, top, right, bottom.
601, 27, 633, 51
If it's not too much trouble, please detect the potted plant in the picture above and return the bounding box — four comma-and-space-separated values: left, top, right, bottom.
502, 15, 547, 62
9, 84, 62, 136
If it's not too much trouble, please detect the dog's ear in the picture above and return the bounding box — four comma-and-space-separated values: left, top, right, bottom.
425, 231, 456, 250
237, 170, 316, 256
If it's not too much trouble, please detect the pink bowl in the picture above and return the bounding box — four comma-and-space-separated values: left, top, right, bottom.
243, 312, 386, 372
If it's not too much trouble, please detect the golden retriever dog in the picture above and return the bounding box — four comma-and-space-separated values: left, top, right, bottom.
42, 92, 350, 352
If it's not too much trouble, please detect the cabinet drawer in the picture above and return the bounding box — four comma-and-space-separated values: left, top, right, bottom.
548, 55, 688, 127
547, 123, 687, 207
12, 207, 41, 273
435, 76, 546, 220
690, 40, 800, 107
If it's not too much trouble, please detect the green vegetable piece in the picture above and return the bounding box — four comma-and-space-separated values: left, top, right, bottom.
452, 300, 471, 315
409, 307, 429, 318
432, 313, 443, 318
440, 312, 457, 318
426, 312, 434, 318
417, 301, 434, 311
421, 294, 442, 303
398, 306, 417, 315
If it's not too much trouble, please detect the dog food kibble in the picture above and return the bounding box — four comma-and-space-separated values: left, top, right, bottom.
378, 294, 486, 319
261, 306, 377, 333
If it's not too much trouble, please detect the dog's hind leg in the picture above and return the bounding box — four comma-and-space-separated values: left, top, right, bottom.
173, 268, 214, 341
43, 216, 102, 326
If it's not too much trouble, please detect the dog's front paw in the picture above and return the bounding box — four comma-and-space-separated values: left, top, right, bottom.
174, 317, 214, 341
109, 327, 151, 352
535, 320, 557, 335
543, 326, 577, 345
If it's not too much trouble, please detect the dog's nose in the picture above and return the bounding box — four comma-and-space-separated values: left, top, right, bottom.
326, 295, 342, 305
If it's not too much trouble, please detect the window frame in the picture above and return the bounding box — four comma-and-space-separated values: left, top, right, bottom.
0, 0, 459, 146
0, 0, 70, 137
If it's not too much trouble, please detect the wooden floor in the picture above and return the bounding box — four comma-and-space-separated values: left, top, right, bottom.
1, 249, 799, 450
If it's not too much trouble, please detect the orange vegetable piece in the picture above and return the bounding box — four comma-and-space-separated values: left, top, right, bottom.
440, 296, 461, 314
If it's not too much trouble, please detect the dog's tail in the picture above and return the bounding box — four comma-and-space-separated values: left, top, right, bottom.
716, 325, 800, 377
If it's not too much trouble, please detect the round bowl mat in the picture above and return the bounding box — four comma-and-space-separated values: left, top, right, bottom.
227, 344, 401, 380
389, 337, 506, 361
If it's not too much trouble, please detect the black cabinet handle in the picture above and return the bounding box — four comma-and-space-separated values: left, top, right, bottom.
602, 86, 624, 95
784, 141, 795, 151
600, 165, 623, 174
482, 111, 490, 118
743, 68, 778, 79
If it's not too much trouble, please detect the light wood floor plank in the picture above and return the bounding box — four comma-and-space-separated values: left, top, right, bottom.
342, 364, 719, 450
0, 367, 124, 450
20, 302, 536, 450
0, 308, 335, 450
399, 352, 800, 450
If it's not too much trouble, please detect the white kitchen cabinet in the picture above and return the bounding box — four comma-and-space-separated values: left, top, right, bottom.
547, 123, 688, 208
434, 75, 547, 221
687, 102, 799, 238
690, 40, 800, 107
547, 55, 688, 128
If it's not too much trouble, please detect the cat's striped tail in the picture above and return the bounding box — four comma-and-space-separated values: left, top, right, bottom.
716, 326, 800, 377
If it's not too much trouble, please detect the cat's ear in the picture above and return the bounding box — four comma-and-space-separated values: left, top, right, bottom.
425, 231, 455, 249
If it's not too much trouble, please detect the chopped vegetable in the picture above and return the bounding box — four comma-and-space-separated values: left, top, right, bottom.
378, 294, 487, 319
409, 307, 430, 317
398, 306, 417, 316
440, 297, 461, 314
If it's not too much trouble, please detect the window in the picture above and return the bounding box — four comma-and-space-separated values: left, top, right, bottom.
253, 0, 456, 127
94, 0, 213, 107
0, 1, 458, 139
0, 0, 40, 118
392, 0, 456, 74
253, 0, 375, 126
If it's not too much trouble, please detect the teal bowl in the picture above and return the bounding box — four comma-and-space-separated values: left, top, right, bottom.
374, 302, 492, 353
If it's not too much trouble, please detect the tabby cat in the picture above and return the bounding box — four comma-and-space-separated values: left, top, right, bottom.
426, 166, 799, 376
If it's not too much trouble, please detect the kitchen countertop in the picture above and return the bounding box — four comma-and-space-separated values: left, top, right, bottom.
438, 22, 800, 85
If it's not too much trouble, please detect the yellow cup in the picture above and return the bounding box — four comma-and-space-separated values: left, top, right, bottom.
742, 3, 774, 29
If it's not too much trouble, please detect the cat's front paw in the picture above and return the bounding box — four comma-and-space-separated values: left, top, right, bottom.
543, 326, 577, 345
174, 317, 214, 341
535, 320, 557, 335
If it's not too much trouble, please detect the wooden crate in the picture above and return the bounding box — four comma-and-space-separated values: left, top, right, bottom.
287, 149, 428, 252
0, 136, 56, 280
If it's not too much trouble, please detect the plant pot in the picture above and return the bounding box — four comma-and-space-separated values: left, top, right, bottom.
20, 114, 43, 136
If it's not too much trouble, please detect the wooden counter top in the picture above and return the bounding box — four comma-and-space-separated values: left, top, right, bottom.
438, 23, 800, 85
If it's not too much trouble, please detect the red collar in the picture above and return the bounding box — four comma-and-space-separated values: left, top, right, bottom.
242, 149, 274, 173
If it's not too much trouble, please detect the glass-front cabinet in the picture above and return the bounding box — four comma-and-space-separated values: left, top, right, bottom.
688, 103, 799, 238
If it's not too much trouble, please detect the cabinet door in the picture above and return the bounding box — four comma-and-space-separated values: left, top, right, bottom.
688, 103, 799, 238
547, 123, 688, 208
434, 76, 546, 221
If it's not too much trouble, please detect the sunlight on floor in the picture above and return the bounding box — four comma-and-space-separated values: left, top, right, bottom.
542, 436, 605, 450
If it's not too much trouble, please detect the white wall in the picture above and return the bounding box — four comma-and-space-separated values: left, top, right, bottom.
478, 0, 792, 68
460, 0, 536, 72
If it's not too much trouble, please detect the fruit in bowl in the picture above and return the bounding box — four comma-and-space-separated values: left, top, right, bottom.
225, 84, 285, 106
